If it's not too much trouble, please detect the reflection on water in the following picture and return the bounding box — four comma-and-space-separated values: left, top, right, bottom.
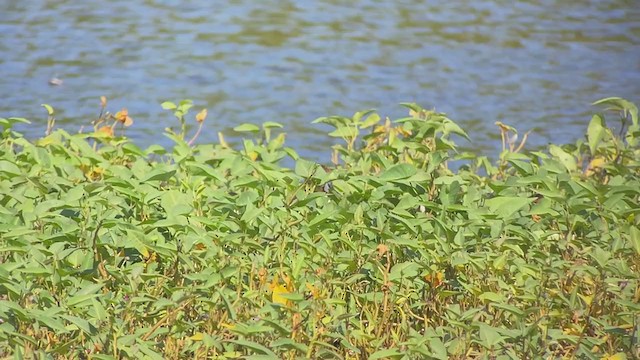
1, 0, 638, 160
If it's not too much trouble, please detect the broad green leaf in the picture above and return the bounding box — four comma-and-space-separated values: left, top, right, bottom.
477, 323, 505, 349
0, 160, 21, 177
160, 190, 193, 216
271, 338, 308, 353
234, 123, 260, 132
160, 101, 177, 110
388, 261, 420, 281
593, 96, 638, 127
294, 158, 317, 178
479, 292, 505, 304
360, 112, 381, 128
328, 126, 358, 138
32, 312, 68, 333
443, 119, 470, 140
485, 196, 533, 218
549, 145, 577, 172
587, 114, 606, 155
67, 293, 101, 308
379, 163, 417, 181
134, 341, 165, 360
60, 314, 96, 335
226, 339, 278, 357
186, 163, 224, 181
0, 117, 31, 129
430, 337, 448, 360
369, 348, 404, 360
141, 169, 176, 182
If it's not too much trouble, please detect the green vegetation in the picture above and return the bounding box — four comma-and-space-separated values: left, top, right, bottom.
0, 97, 638, 359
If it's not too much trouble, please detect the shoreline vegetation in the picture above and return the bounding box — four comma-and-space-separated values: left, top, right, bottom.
0, 97, 638, 358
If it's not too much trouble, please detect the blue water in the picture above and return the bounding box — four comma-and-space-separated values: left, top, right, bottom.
1, 0, 639, 161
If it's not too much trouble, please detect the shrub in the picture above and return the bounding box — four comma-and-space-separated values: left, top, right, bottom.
0, 97, 638, 359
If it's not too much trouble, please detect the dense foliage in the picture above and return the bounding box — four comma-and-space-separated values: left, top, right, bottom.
0, 97, 638, 359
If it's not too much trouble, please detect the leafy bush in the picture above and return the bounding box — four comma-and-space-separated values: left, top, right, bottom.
0, 97, 638, 359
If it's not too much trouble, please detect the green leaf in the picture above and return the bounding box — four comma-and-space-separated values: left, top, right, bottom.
0, 117, 31, 129
477, 323, 505, 349
360, 112, 381, 128
379, 163, 417, 181
429, 337, 448, 360
593, 96, 638, 127
60, 314, 96, 335
312, 115, 351, 128
145, 144, 167, 155
388, 261, 420, 281
160, 190, 193, 216
226, 339, 278, 357
67, 293, 101, 308
587, 114, 606, 155
134, 340, 165, 360
271, 338, 308, 353
41, 104, 54, 115
141, 169, 177, 182
262, 121, 283, 129
443, 119, 470, 140
630, 226, 640, 255
186, 163, 224, 182
549, 145, 577, 172
479, 292, 505, 304
234, 123, 261, 132
31, 312, 68, 334
485, 196, 533, 218
369, 348, 404, 360
328, 126, 358, 138
294, 158, 317, 178
240, 203, 264, 224
0, 160, 22, 178
160, 101, 177, 110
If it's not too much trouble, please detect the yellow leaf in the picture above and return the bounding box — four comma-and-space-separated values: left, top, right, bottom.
145, 251, 157, 265
268, 133, 286, 150
138, 246, 150, 259
585, 156, 606, 176
578, 293, 593, 306
601, 352, 628, 360
271, 283, 290, 305
305, 282, 322, 299
425, 271, 444, 288
589, 156, 606, 169
270, 276, 292, 306
190, 332, 204, 341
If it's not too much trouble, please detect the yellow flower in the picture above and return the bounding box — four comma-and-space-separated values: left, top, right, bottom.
196, 108, 208, 123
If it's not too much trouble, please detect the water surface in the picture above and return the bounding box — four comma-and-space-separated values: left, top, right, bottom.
1, 0, 638, 160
